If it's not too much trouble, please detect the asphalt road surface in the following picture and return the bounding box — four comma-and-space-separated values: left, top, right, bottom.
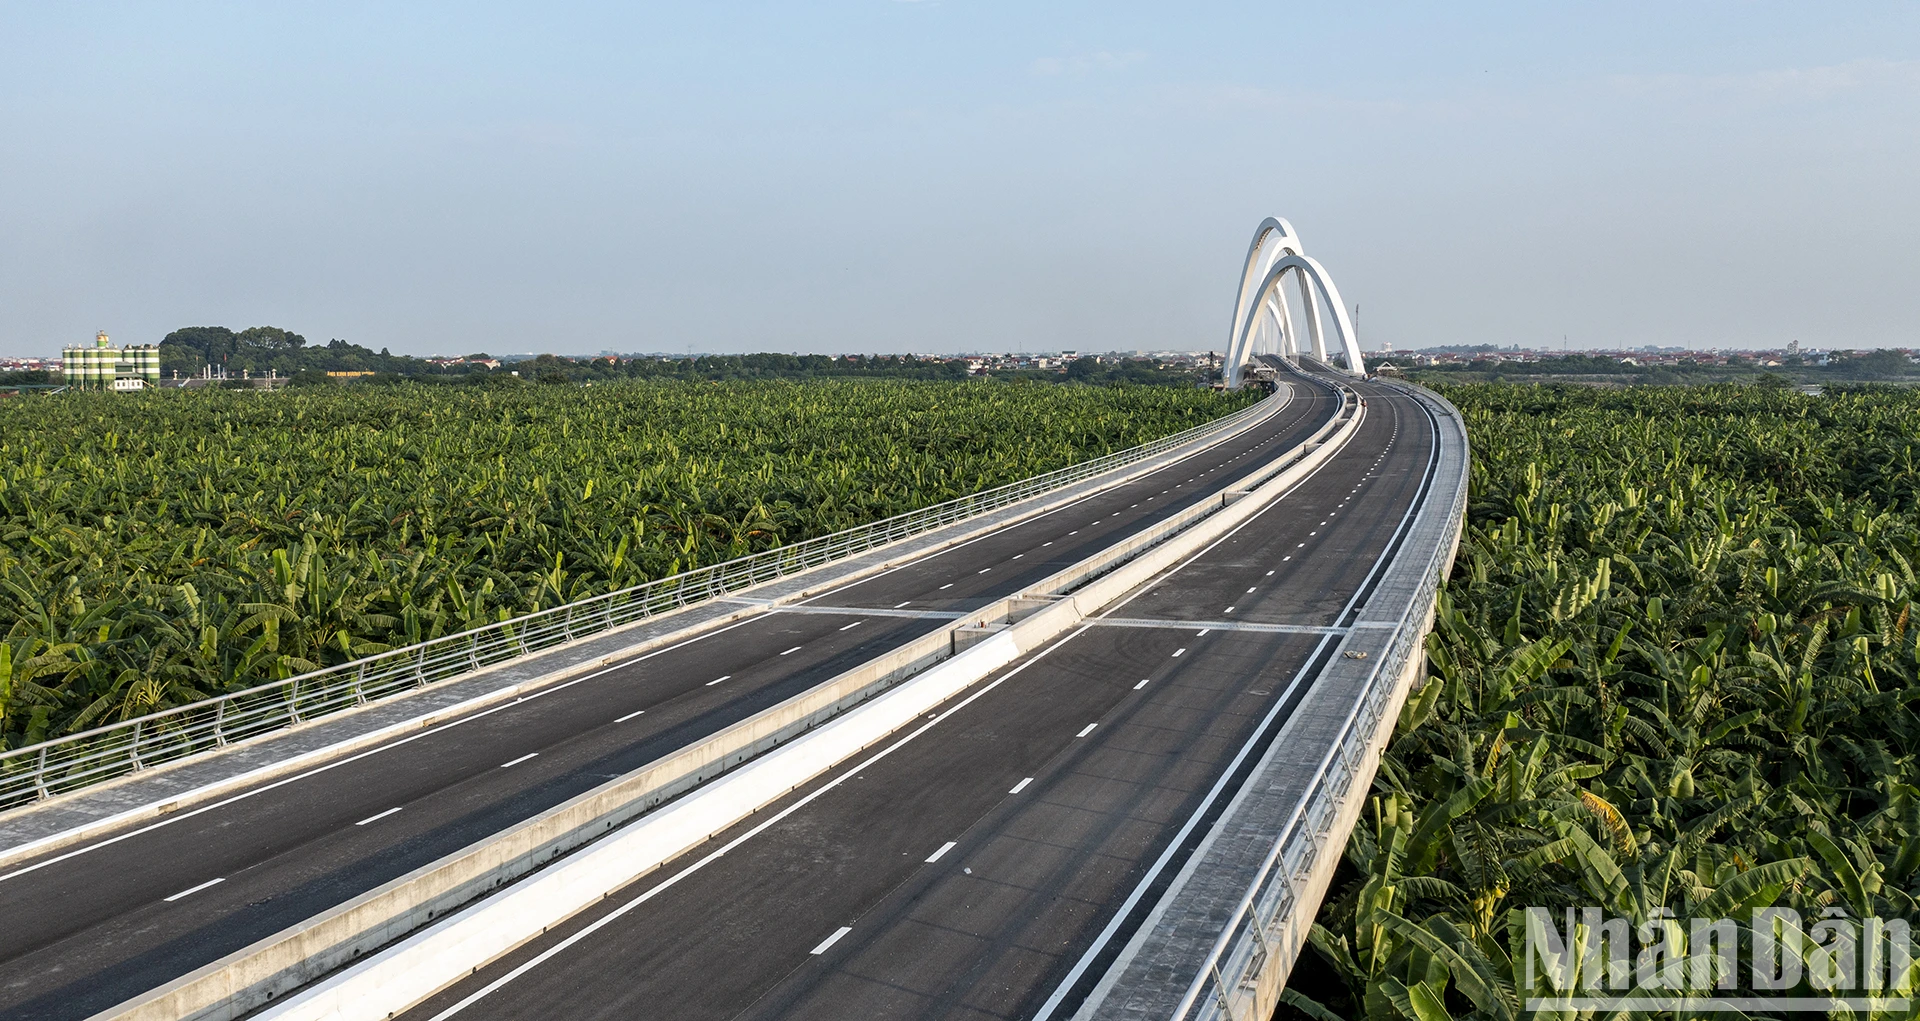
394, 376, 1438, 1021
0, 377, 1342, 1020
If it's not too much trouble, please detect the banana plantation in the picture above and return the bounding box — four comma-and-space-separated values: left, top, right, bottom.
0, 378, 1254, 747
1288, 383, 1920, 1021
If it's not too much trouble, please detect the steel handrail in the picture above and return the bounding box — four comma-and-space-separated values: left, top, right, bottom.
0, 388, 1285, 811
1171, 382, 1468, 1021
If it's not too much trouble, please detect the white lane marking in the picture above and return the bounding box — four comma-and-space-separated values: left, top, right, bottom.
500, 753, 539, 769
925, 841, 958, 863
1042, 541, 1052, 546
894, 601, 911, 608
355, 807, 402, 826
1246, 587, 1257, 593
1196, 629, 1210, 637
1075, 724, 1098, 738
1309, 531, 1317, 536
1133, 679, 1150, 690
838, 621, 863, 631
0, 612, 778, 886
978, 567, 992, 574
437, 619, 1100, 1020
811, 926, 853, 955
1012, 554, 1024, 559
1009, 777, 1034, 794
1297, 542, 1306, 547
938, 583, 953, 589
164, 877, 225, 902
1172, 648, 1186, 657
706, 674, 733, 685
780, 646, 802, 656
1223, 606, 1235, 614
1282, 556, 1291, 561
1068, 530, 1078, 535
614, 709, 647, 722
1266, 570, 1276, 576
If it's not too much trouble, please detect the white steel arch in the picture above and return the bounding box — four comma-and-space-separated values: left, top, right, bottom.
1223, 218, 1365, 386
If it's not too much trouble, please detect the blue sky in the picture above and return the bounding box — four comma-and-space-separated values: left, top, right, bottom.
3, 2, 1915, 356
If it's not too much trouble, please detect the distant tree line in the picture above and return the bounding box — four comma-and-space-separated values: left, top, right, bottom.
158, 326, 452, 378
143, 329, 1221, 389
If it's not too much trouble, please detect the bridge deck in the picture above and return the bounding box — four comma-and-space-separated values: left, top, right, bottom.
389, 376, 1435, 1021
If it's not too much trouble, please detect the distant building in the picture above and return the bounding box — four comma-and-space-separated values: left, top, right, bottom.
61, 331, 160, 391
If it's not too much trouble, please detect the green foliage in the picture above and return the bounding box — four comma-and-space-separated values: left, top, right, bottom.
0, 378, 1253, 747
1293, 382, 1920, 1020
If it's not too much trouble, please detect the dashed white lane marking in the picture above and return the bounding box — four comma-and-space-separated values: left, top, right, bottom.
1042, 541, 1053, 546
1076, 723, 1098, 738
1309, 531, 1317, 536
1134, 679, 1150, 690
706, 674, 733, 685
355, 807, 402, 826
1283, 556, 1292, 561
1246, 587, 1257, 593
1010, 777, 1035, 793
894, 601, 912, 608
1297, 542, 1306, 548
925, 841, 958, 863
939, 583, 953, 589
839, 621, 863, 631
500, 753, 539, 769
1172, 648, 1187, 657
1012, 554, 1024, 559
614, 709, 647, 722
164, 877, 225, 902
1224, 606, 1235, 614
978, 567, 992, 574
779, 646, 802, 656
1068, 530, 1078, 535
1267, 570, 1276, 576
811, 926, 853, 955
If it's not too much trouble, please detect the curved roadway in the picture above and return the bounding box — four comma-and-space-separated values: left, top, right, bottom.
0, 378, 1342, 1020
388, 371, 1440, 1021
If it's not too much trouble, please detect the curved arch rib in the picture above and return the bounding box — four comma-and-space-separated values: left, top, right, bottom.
1223, 219, 1364, 385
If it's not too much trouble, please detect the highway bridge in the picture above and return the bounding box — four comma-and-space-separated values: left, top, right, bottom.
0, 221, 1467, 1021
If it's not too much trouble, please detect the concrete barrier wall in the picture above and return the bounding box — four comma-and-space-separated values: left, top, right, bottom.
92, 382, 1362, 1021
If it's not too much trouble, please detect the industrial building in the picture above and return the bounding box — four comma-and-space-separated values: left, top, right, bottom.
61, 332, 160, 391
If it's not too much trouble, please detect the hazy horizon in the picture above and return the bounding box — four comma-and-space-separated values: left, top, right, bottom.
4, 3, 1915, 358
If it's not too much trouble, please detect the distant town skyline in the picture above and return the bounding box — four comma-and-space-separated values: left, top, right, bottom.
4, 3, 1916, 358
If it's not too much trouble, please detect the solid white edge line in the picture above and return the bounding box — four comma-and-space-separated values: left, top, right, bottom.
417, 623, 1101, 1020
810, 926, 853, 955
163, 876, 225, 902
1034, 380, 1444, 1020
925, 841, 957, 863
354, 808, 402, 827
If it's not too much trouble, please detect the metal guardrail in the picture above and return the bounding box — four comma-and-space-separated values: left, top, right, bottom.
0, 389, 1286, 812
1175, 382, 1468, 1021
